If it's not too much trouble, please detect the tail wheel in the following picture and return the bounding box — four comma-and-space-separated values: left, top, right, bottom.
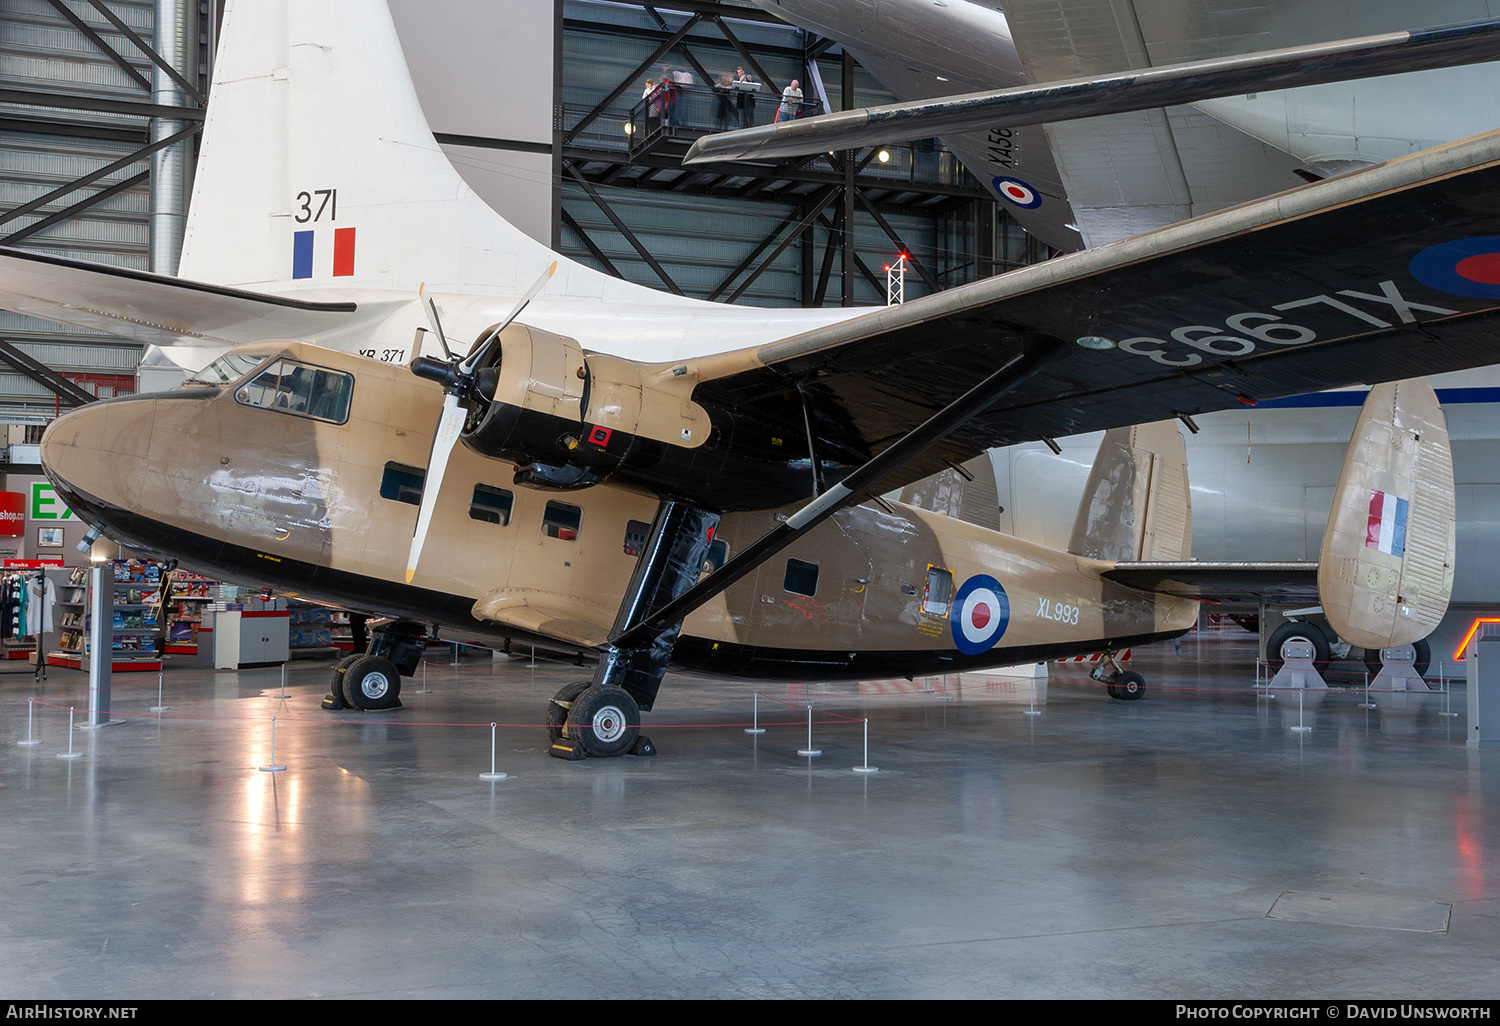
546, 680, 592, 743
1111, 671, 1145, 701
340, 654, 402, 710
566, 684, 640, 758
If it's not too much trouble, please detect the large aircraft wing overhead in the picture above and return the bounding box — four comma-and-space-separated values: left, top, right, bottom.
0, 247, 377, 348
690, 131, 1500, 498
683, 18, 1500, 169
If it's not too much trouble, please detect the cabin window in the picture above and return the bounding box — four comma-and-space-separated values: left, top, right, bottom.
470, 485, 514, 525
784, 557, 819, 597
923, 565, 954, 616
380, 462, 424, 505
543, 501, 582, 540
233, 357, 353, 423
623, 519, 651, 557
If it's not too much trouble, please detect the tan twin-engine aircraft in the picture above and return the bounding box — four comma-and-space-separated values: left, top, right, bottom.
4, 0, 1492, 758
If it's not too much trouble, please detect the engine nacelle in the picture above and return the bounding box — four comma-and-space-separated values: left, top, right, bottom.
461, 324, 711, 488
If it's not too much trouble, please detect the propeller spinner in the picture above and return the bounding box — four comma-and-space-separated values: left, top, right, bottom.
405, 262, 557, 583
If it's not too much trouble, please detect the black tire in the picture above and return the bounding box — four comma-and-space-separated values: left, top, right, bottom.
546, 680, 592, 743
340, 654, 402, 711
1266, 622, 1331, 674
1111, 671, 1145, 701
1105, 683, 1121, 699
329, 654, 361, 692
566, 684, 640, 758
1362, 637, 1432, 679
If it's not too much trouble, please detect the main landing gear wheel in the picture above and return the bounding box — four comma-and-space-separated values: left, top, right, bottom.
566, 684, 640, 758
340, 654, 402, 711
321, 654, 363, 709
1267, 622, 1331, 675
547, 680, 592, 743
1362, 637, 1431, 679
1107, 671, 1145, 701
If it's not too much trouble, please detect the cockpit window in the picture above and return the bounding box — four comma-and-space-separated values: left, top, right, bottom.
234, 358, 353, 424
186, 352, 272, 386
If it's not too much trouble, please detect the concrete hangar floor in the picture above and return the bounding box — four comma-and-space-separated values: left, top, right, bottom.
1, 631, 1493, 1000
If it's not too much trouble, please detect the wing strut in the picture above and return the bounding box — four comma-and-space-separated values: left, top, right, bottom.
609, 334, 1069, 652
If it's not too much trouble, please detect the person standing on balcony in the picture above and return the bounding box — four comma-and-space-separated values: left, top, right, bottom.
734, 67, 756, 128
777, 79, 802, 123
714, 73, 736, 129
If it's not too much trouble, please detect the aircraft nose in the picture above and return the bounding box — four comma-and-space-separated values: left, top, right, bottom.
40, 395, 155, 523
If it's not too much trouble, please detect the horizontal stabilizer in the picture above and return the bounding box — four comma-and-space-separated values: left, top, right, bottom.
1318, 379, 1455, 651
685, 18, 1500, 164
1103, 562, 1320, 604
0, 246, 386, 350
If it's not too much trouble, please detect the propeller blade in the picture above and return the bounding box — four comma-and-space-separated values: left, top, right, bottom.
405, 393, 467, 584
462, 261, 556, 373
419, 282, 454, 361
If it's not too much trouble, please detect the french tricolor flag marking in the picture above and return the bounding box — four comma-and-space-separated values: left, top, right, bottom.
291, 227, 357, 280
1366, 489, 1409, 557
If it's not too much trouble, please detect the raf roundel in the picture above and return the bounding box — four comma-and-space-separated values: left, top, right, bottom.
1409, 237, 1500, 299
991, 176, 1043, 209
951, 574, 1011, 655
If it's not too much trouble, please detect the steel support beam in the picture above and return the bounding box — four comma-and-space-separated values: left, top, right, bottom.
0, 123, 197, 230
723, 186, 840, 304
857, 191, 942, 293
1, 171, 150, 245
45, 0, 151, 92
0, 340, 98, 407
564, 161, 685, 295
560, 207, 626, 279
82, 0, 204, 105
707, 187, 837, 302
563, 15, 703, 144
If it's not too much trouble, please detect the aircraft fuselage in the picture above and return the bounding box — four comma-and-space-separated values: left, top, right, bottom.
41, 343, 1197, 681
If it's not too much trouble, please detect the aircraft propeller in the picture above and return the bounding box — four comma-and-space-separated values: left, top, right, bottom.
405, 262, 557, 583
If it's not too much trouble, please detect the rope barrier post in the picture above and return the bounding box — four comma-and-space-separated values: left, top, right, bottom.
277, 663, 289, 700
410, 659, 432, 695
745, 690, 765, 734
852, 717, 877, 774
1360, 668, 1376, 709
1291, 690, 1312, 733
258, 715, 287, 772
479, 722, 508, 780
150, 669, 168, 712
18, 696, 40, 746
1024, 674, 1042, 716
57, 706, 82, 759
797, 702, 821, 757
937, 672, 955, 701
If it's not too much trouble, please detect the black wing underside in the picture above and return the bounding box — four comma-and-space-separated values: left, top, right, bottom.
697, 132, 1500, 497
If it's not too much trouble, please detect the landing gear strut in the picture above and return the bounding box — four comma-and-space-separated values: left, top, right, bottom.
1091, 651, 1145, 701
547, 500, 718, 760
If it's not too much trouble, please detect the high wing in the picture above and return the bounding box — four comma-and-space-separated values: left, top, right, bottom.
0, 246, 396, 351
685, 129, 1500, 499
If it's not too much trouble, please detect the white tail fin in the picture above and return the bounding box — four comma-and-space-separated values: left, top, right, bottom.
179, 0, 674, 306
1318, 378, 1455, 651
1068, 421, 1192, 562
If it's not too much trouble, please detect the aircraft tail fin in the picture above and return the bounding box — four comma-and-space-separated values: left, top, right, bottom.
178, 0, 662, 307
1317, 378, 1455, 651
1068, 421, 1192, 562
894, 455, 1002, 531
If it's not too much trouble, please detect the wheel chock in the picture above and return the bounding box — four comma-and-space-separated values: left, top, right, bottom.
321, 693, 346, 711
549, 738, 589, 760
628, 735, 656, 757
